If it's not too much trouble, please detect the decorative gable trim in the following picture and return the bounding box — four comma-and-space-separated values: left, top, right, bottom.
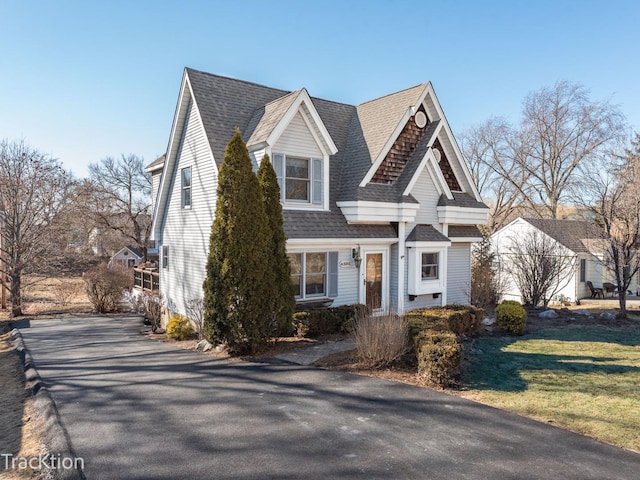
265, 89, 338, 156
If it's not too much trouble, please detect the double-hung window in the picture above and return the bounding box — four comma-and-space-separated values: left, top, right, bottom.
272, 153, 323, 205
181, 167, 192, 208
162, 246, 169, 269
288, 251, 338, 299
421, 253, 439, 279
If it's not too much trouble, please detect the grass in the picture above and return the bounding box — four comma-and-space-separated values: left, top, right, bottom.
460, 325, 640, 452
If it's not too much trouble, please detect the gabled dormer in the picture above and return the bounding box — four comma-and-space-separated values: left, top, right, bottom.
245, 89, 337, 212
337, 82, 488, 225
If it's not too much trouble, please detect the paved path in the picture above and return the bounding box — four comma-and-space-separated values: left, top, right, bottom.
17, 315, 640, 480
273, 338, 356, 365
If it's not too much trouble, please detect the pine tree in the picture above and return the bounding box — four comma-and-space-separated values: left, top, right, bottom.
257, 155, 295, 335
203, 130, 273, 354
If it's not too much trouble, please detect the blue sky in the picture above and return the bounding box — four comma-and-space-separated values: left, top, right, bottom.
1, 0, 639, 177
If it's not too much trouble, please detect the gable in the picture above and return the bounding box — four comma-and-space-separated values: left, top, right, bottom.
371, 105, 430, 185
273, 111, 324, 157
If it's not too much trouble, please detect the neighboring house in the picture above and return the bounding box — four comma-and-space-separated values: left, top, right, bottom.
109, 246, 144, 269
151, 68, 489, 316
491, 217, 617, 303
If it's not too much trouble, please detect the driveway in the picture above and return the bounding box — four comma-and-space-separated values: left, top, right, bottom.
17, 315, 640, 479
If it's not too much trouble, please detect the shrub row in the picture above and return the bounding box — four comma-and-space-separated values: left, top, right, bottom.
292, 304, 366, 337
406, 304, 483, 387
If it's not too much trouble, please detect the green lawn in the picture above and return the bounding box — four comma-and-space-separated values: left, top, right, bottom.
460, 326, 640, 452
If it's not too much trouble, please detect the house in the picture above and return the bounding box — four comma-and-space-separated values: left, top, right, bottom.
109, 245, 144, 269
491, 217, 619, 303
150, 68, 489, 316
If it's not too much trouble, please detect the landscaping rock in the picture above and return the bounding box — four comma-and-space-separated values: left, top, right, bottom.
195, 339, 213, 351
573, 309, 591, 316
538, 310, 559, 319
599, 312, 616, 321
482, 317, 496, 326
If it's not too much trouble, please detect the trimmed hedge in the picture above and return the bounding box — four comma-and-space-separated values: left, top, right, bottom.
405, 304, 483, 337
495, 301, 527, 335
293, 304, 366, 337
415, 329, 462, 387
166, 314, 195, 340
404, 304, 482, 387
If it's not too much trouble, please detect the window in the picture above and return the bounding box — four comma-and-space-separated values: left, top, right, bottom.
162, 246, 169, 269
288, 251, 338, 299
421, 252, 439, 280
273, 154, 323, 205
580, 258, 586, 283
181, 167, 191, 208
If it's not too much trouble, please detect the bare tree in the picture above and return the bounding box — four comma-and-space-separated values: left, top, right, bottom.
518, 81, 626, 218
504, 230, 576, 308
0, 139, 72, 316
82, 154, 152, 259
462, 81, 626, 226
580, 134, 640, 318
460, 117, 528, 231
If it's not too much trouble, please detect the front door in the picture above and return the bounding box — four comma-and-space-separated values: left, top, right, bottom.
365, 253, 383, 310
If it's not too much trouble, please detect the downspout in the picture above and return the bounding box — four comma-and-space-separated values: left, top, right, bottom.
397, 222, 405, 314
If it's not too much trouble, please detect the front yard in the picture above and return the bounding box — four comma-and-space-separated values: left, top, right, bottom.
458, 322, 640, 452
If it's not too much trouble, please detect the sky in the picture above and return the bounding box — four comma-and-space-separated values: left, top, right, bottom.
1, 0, 639, 178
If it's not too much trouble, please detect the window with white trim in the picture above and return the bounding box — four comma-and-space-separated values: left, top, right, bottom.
181, 167, 192, 208
407, 245, 448, 296
421, 252, 439, 279
288, 251, 338, 299
272, 153, 323, 205
162, 246, 169, 269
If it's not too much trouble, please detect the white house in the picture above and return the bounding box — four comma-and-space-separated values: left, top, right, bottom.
109, 245, 144, 269
491, 217, 617, 303
150, 68, 489, 316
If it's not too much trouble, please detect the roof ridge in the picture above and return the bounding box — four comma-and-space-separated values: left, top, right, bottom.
185, 67, 290, 95
357, 82, 428, 107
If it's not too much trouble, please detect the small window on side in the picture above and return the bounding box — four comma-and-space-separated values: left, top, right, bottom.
181, 167, 192, 208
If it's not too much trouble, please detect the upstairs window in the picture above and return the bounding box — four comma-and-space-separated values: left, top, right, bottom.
162, 246, 169, 269
181, 167, 192, 208
273, 153, 322, 205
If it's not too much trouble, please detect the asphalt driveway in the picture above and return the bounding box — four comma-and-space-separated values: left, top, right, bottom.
16, 315, 640, 479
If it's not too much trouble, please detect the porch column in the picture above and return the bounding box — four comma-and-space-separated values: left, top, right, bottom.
397, 221, 406, 314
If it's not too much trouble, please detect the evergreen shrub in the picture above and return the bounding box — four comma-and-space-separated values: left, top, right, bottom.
166, 314, 194, 340
495, 300, 527, 335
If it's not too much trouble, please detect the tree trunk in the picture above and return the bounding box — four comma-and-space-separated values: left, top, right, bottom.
10, 271, 22, 317
618, 291, 627, 319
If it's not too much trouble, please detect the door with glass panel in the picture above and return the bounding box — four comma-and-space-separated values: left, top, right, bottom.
365, 253, 383, 310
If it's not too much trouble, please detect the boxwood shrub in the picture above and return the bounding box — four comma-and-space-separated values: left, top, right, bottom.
495, 300, 527, 335
415, 329, 462, 387
293, 304, 366, 337
166, 314, 194, 340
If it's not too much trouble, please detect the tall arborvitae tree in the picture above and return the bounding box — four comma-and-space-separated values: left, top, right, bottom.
203, 130, 274, 354
257, 155, 295, 335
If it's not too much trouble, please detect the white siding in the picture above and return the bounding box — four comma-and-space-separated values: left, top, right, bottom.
335, 249, 359, 306
389, 243, 398, 311
249, 147, 267, 171
160, 99, 217, 316
273, 112, 323, 157
407, 168, 441, 234
403, 254, 441, 310
151, 171, 162, 211
447, 243, 471, 304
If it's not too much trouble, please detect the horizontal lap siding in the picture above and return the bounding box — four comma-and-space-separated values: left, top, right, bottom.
404, 168, 443, 310
335, 249, 359, 306
447, 243, 471, 304
273, 112, 323, 157
161, 100, 217, 316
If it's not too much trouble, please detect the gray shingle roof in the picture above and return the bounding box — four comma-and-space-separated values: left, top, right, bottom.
438, 192, 489, 209
406, 225, 450, 243
246, 90, 301, 147
146, 154, 165, 172
183, 68, 482, 239
522, 218, 604, 253
448, 225, 483, 238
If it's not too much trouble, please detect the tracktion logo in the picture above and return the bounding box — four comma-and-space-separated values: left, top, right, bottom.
2, 453, 84, 471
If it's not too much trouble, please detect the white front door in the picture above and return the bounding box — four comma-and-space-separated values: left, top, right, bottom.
360, 251, 388, 312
